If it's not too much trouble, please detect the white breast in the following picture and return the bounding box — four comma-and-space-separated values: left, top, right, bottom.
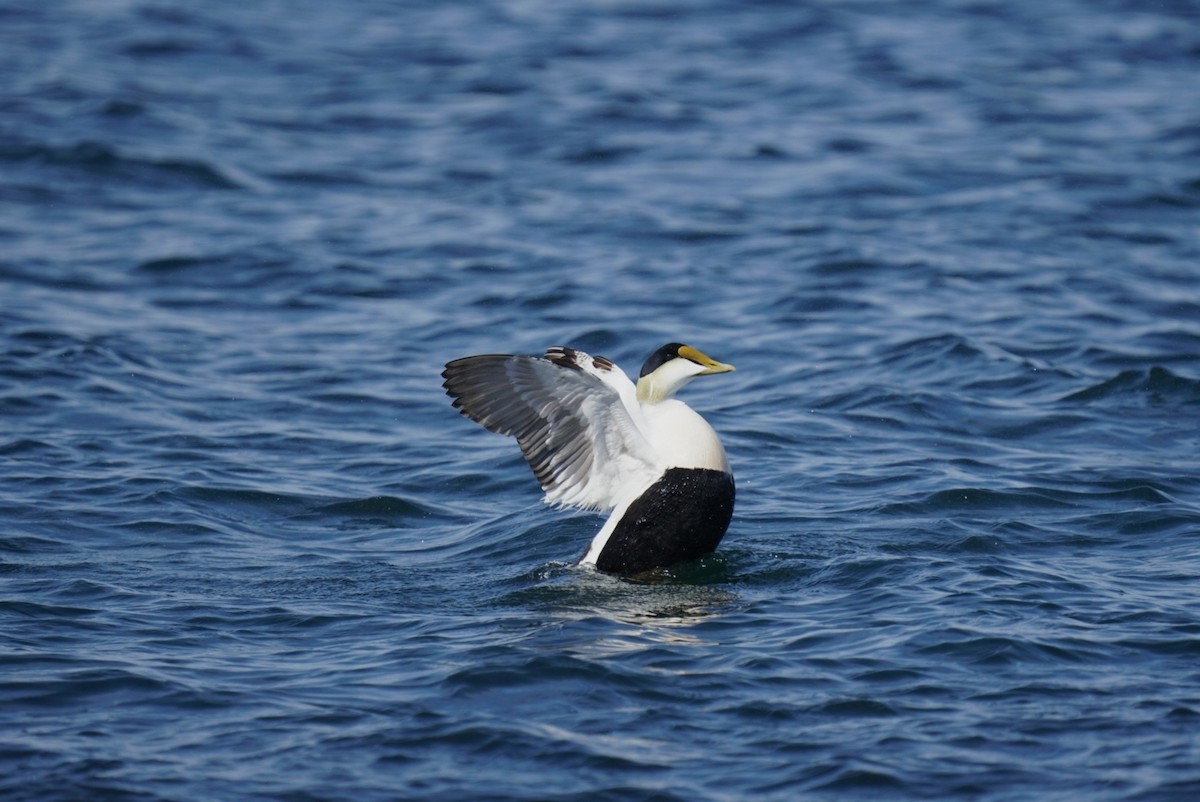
640, 399, 729, 473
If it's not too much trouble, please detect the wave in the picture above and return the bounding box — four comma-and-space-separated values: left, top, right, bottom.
1062, 366, 1200, 406
0, 139, 246, 190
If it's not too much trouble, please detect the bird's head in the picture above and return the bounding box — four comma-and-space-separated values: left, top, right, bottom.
636, 343, 735, 403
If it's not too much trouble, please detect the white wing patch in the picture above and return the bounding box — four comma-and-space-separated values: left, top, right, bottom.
442, 347, 663, 512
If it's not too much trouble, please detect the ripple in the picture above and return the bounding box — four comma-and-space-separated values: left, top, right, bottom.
309, 495, 444, 524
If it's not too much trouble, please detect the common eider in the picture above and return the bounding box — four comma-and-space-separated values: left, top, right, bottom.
441, 343, 736, 576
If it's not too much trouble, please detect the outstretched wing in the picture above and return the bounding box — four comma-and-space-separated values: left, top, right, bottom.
442, 347, 661, 511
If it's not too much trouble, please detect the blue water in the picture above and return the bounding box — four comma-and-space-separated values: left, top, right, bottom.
3, 1, 1200, 799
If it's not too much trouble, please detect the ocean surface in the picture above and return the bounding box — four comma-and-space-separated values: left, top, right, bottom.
3, 1, 1200, 799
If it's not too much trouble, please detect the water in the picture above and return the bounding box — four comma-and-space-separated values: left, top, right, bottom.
3, 0, 1200, 799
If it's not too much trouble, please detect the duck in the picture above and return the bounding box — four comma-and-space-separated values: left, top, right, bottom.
441, 343, 735, 576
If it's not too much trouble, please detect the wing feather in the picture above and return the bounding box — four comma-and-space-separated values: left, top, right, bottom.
442, 348, 661, 511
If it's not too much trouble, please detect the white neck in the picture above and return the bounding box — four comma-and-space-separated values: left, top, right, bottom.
636, 359, 707, 404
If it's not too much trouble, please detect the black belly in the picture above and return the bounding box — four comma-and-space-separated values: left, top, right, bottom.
595, 467, 735, 576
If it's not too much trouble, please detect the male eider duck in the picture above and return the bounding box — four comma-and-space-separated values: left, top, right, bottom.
442, 343, 736, 576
